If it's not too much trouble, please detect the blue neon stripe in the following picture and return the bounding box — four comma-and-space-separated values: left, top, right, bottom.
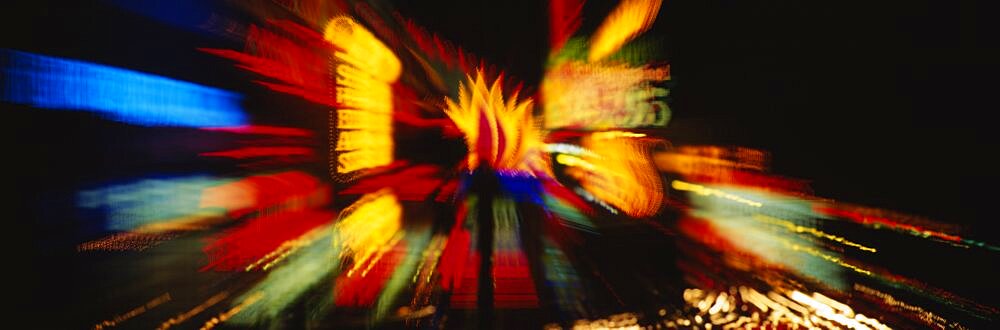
1, 49, 246, 127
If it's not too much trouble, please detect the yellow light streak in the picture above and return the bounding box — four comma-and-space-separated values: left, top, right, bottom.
198, 292, 264, 330
332, 189, 402, 276
588, 0, 663, 62
158, 292, 230, 330
753, 214, 877, 253
324, 17, 401, 83
778, 238, 873, 276
94, 293, 171, 330
245, 225, 330, 272
573, 134, 663, 217
555, 154, 598, 171
671, 180, 763, 208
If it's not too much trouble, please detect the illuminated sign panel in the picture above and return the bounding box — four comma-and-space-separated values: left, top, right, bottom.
324, 17, 401, 178
542, 62, 670, 130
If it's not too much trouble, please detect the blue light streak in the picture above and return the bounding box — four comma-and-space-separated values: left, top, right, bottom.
1, 49, 247, 127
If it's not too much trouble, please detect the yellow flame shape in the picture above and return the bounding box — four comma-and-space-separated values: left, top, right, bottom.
444, 71, 543, 171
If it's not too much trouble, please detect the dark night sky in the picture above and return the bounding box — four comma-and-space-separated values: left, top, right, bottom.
393, 0, 1000, 237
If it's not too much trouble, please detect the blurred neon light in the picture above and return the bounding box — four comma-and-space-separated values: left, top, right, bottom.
574, 134, 663, 217
540, 182, 598, 231
374, 228, 433, 319
77, 232, 179, 252
542, 61, 670, 129
324, 16, 401, 83
817, 205, 964, 243
778, 237, 873, 276
77, 175, 232, 231
199, 21, 334, 106
244, 225, 328, 272
491, 197, 539, 308
555, 154, 597, 171
671, 180, 763, 207
444, 71, 540, 170
789, 290, 890, 330
1, 49, 246, 127
409, 235, 447, 313
330, 189, 405, 307
399, 17, 487, 73
683, 287, 893, 329
227, 224, 339, 326
200, 147, 313, 159
199, 292, 264, 330
202, 210, 333, 271
588, 0, 663, 62
158, 291, 230, 330
854, 284, 958, 329
549, 0, 585, 52
656, 151, 812, 193
338, 164, 445, 201
753, 214, 877, 253
201, 125, 312, 137
543, 143, 598, 158
332, 189, 402, 277
323, 17, 400, 176
674, 145, 770, 170
94, 293, 172, 330
592, 131, 647, 139
437, 199, 474, 292
198, 171, 330, 219
333, 234, 406, 307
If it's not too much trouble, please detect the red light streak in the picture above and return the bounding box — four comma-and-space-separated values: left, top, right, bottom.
199, 171, 329, 219
333, 238, 408, 307
815, 206, 963, 243
338, 165, 445, 201
200, 147, 313, 159
199, 20, 335, 107
549, 0, 585, 52
201, 125, 313, 137
201, 210, 333, 271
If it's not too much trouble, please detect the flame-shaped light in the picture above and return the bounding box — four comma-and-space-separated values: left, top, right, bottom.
444, 72, 543, 172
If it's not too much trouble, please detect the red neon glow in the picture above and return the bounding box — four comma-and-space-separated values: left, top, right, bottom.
396, 15, 500, 77
200, 147, 314, 159
199, 21, 336, 107
201, 125, 313, 137
549, 0, 585, 52
815, 206, 964, 242
267, 19, 333, 51
446, 253, 481, 309
684, 169, 811, 195
199, 171, 330, 219
492, 250, 539, 308
541, 180, 595, 214
201, 210, 333, 271
338, 165, 445, 201
333, 239, 408, 307
438, 203, 472, 292
436, 199, 539, 308
435, 179, 460, 202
